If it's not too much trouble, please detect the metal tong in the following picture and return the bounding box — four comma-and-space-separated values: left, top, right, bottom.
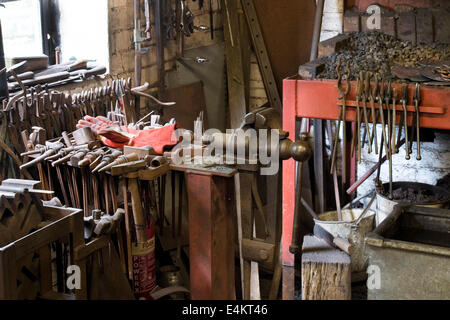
414, 83, 422, 161
330, 58, 350, 176
401, 83, 410, 160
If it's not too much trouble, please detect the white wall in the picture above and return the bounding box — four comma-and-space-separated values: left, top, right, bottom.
357, 126, 450, 197
320, 0, 343, 41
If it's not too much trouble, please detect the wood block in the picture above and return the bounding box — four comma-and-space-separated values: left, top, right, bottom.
318, 34, 352, 58
111, 160, 147, 176
298, 57, 327, 79
301, 235, 351, 300
344, 6, 360, 33
416, 8, 433, 44
123, 145, 156, 159
5, 55, 49, 72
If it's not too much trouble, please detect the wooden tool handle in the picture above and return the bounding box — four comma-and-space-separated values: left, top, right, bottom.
71, 65, 107, 78
67, 60, 89, 72
333, 237, 353, 255
128, 178, 147, 243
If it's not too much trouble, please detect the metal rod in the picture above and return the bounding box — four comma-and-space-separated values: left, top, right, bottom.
310, 0, 325, 61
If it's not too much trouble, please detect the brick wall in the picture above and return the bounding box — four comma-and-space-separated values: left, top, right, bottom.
108, 0, 223, 85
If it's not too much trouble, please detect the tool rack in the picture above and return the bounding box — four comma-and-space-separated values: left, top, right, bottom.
31, 152, 238, 299
281, 76, 450, 299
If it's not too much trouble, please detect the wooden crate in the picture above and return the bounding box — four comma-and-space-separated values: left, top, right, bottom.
0, 205, 86, 300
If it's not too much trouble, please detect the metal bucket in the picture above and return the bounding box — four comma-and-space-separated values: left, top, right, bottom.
314, 208, 376, 272
376, 182, 450, 226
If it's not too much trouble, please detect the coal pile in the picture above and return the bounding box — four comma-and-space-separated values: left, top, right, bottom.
318, 31, 450, 80
385, 185, 449, 203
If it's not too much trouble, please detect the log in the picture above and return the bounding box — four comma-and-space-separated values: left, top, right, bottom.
301, 235, 351, 300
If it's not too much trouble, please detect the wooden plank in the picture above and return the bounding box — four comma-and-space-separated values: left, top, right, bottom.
241, 0, 281, 113
298, 57, 327, 79
0, 246, 17, 299
252, 0, 316, 95
301, 235, 351, 300
187, 173, 236, 299
318, 33, 351, 58
221, 0, 248, 129
138, 163, 170, 180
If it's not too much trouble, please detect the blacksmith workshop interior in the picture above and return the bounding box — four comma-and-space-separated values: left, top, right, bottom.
0, 0, 448, 302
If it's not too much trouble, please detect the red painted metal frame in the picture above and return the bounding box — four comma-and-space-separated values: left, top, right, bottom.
284, 78, 450, 130
281, 76, 450, 299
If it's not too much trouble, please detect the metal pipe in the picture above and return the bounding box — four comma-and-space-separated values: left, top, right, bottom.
310, 0, 325, 61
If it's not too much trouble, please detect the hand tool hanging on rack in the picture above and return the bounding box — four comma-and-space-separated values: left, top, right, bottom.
401, 83, 410, 160
384, 81, 394, 200
330, 58, 350, 178
144, 0, 152, 40
392, 87, 398, 154
134, 0, 151, 120
368, 72, 378, 154
326, 120, 342, 220
414, 83, 422, 161
180, 0, 195, 37
360, 71, 372, 152
351, 77, 362, 163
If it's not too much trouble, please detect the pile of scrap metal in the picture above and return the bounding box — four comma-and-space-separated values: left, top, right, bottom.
316, 31, 450, 83
299, 31, 450, 86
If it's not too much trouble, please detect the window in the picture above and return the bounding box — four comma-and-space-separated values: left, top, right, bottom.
58, 0, 109, 68
0, 0, 43, 57
0, 0, 109, 69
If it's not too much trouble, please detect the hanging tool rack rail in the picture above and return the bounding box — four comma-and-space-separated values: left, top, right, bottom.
283, 78, 450, 130
281, 76, 450, 296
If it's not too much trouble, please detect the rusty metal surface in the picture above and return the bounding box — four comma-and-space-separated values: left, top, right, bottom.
366, 205, 450, 300
367, 244, 450, 299
186, 172, 236, 300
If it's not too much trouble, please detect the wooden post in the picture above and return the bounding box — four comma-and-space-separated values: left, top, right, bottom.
301, 235, 351, 300
186, 172, 236, 300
